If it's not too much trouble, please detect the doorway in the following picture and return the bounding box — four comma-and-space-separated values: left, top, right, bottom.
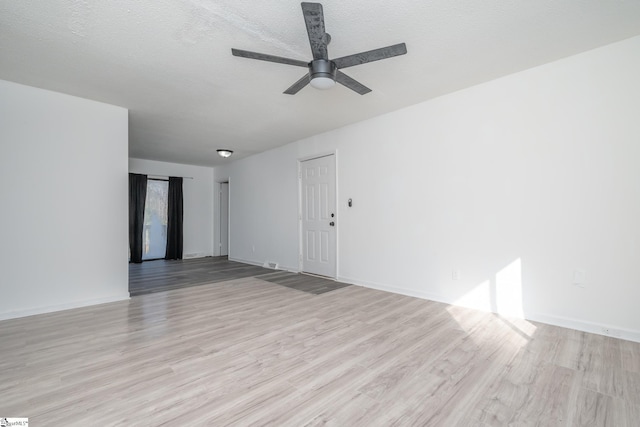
219, 182, 229, 256
142, 179, 169, 261
299, 154, 336, 278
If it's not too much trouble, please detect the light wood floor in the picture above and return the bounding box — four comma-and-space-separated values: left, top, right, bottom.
2, 277, 639, 426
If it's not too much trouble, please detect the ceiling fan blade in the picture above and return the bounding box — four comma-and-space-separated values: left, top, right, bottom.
284, 74, 311, 95
301, 2, 328, 60
332, 43, 407, 69
231, 48, 308, 67
335, 71, 371, 95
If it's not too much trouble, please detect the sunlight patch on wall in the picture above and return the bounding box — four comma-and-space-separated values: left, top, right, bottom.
452, 279, 492, 313
495, 258, 523, 318
452, 258, 524, 318
447, 258, 535, 346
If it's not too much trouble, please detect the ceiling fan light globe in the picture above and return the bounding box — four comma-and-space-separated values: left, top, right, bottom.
310, 76, 335, 90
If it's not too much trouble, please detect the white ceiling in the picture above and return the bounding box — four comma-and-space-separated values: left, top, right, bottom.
2, 1, 640, 166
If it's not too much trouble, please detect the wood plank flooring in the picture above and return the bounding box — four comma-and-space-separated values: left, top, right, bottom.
257, 271, 351, 295
128, 257, 273, 296
2, 277, 640, 426
129, 257, 350, 296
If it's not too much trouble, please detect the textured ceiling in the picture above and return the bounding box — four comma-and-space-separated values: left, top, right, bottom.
2, 1, 640, 166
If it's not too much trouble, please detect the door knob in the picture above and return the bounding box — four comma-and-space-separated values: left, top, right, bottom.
329, 221, 335, 226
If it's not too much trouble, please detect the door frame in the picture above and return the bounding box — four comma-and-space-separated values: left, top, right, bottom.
215, 178, 231, 257
219, 181, 229, 256
297, 151, 338, 278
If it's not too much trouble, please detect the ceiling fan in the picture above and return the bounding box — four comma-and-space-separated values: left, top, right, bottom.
231, 2, 407, 95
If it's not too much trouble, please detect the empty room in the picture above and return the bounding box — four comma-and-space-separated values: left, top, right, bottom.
1, 1, 640, 425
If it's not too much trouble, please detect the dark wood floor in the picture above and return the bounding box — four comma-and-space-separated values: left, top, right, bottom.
128, 256, 349, 296
257, 271, 351, 295
129, 257, 270, 296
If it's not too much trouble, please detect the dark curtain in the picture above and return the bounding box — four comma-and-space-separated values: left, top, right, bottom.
129, 173, 147, 263
165, 176, 184, 260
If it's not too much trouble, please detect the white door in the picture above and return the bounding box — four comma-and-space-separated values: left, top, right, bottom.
219, 182, 229, 256
300, 155, 336, 277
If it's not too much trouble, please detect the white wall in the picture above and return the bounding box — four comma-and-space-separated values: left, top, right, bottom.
129, 158, 214, 258
214, 36, 640, 341
215, 146, 300, 269
0, 79, 129, 320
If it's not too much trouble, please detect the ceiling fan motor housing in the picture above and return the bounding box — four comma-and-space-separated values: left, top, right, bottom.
309, 59, 337, 85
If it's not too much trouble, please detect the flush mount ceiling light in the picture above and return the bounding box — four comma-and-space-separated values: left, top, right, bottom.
217, 149, 233, 158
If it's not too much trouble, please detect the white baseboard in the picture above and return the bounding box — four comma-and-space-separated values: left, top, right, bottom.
228, 256, 298, 273
338, 275, 446, 303
0, 293, 131, 321
228, 256, 264, 267
337, 275, 640, 343
527, 312, 640, 343
184, 252, 214, 259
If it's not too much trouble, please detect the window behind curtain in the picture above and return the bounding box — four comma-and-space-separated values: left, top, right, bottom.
142, 179, 168, 260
